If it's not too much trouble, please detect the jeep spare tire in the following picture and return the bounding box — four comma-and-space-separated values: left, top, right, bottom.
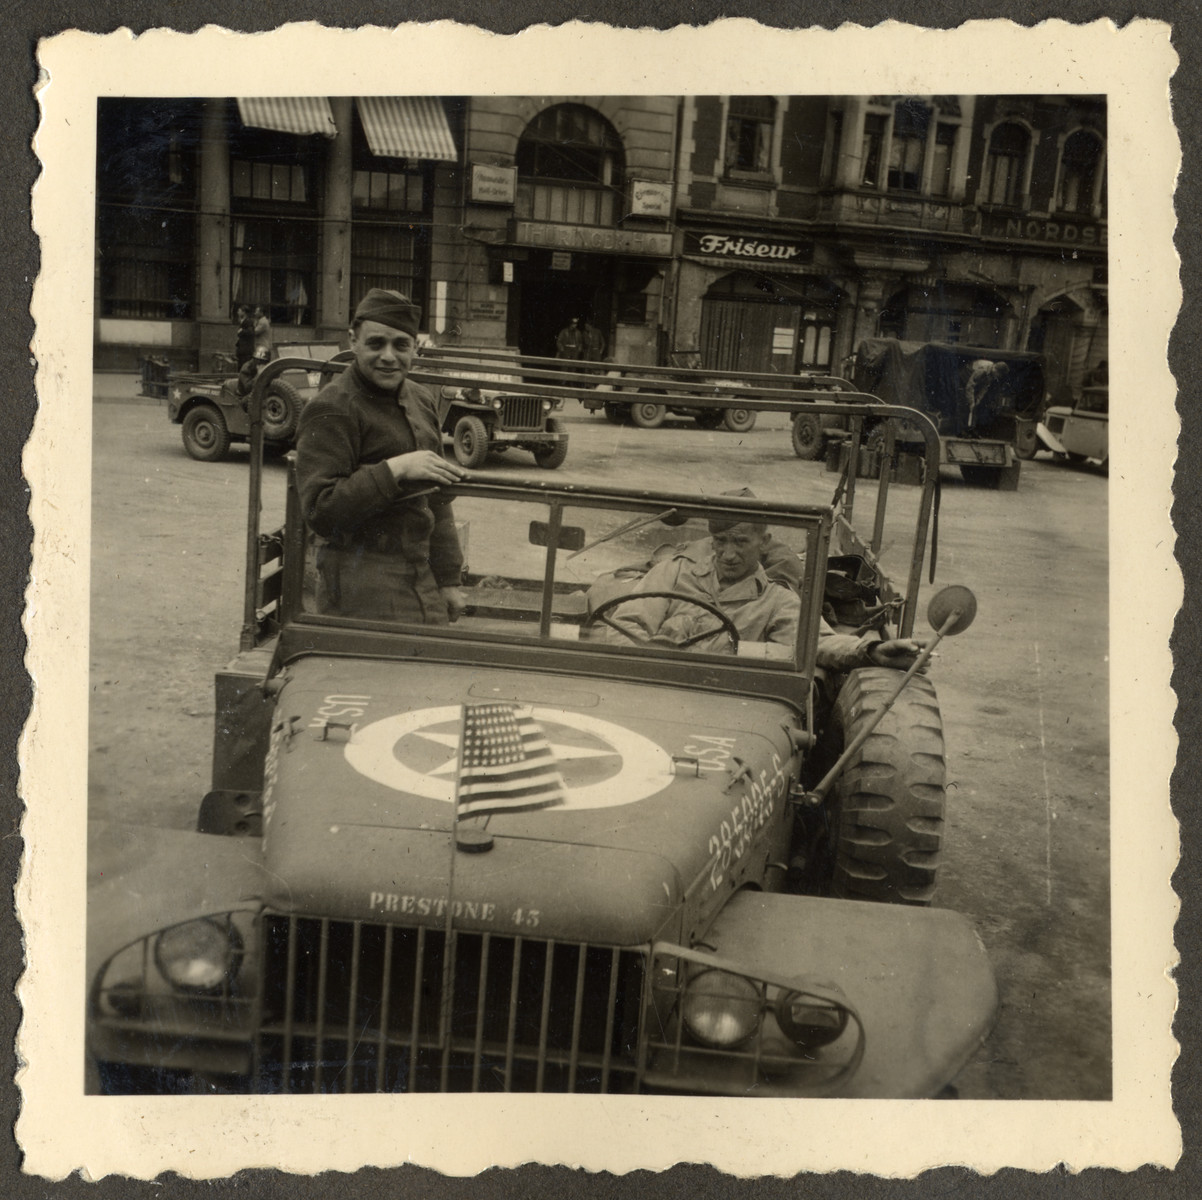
828, 666, 946, 905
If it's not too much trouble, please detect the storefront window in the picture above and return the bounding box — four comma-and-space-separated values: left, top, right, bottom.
95, 98, 199, 320
725, 96, 775, 175
515, 104, 623, 227
350, 225, 426, 313
230, 217, 316, 327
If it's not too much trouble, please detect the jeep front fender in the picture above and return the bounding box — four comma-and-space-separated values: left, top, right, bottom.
697, 890, 997, 1097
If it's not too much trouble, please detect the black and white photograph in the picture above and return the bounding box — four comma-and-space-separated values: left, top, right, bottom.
19, 19, 1179, 1180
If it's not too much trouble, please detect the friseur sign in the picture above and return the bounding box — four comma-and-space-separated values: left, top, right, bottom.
510, 220, 672, 257
684, 231, 814, 263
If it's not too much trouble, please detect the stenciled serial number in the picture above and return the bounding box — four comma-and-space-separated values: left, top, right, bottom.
705, 752, 789, 892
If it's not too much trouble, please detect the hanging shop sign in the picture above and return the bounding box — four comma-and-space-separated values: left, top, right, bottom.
511, 220, 673, 257
629, 179, 673, 218
471, 163, 518, 205
684, 230, 814, 264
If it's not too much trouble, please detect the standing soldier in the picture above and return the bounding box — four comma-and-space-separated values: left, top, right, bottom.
295, 289, 468, 624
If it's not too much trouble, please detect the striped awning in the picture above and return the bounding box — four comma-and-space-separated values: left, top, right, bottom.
236, 97, 338, 138
356, 96, 457, 162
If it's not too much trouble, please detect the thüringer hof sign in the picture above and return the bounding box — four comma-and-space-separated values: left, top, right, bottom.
510, 220, 673, 258
684, 231, 814, 264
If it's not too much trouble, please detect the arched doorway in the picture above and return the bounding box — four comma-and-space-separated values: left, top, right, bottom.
511, 104, 627, 358
699, 272, 844, 374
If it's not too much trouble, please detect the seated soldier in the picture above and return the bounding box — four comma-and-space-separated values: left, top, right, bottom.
605, 508, 926, 671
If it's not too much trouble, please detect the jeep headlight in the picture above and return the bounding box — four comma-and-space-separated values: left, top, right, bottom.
774, 987, 849, 1051
154, 918, 244, 994
681, 969, 761, 1047
492, 397, 503, 410
542, 399, 552, 411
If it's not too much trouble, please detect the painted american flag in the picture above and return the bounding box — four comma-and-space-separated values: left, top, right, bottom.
456, 702, 567, 817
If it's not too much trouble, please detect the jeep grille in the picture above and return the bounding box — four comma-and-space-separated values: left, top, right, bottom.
497, 396, 544, 431
257, 915, 645, 1093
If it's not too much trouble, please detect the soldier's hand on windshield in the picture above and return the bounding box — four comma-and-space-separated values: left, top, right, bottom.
867, 637, 931, 670
389, 449, 467, 486
440, 586, 467, 622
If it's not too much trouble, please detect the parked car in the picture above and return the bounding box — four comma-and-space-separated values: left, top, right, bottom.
88, 360, 995, 1098
1026, 386, 1109, 469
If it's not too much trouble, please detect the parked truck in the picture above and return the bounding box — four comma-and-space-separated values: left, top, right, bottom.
844, 338, 1046, 489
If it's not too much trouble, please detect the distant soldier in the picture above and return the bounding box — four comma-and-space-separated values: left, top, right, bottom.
555, 317, 583, 360
580, 319, 606, 362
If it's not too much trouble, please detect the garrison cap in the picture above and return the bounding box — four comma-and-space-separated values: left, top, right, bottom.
708, 487, 765, 534
353, 288, 422, 336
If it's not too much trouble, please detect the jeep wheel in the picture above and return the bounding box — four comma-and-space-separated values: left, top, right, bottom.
630, 399, 666, 429
181, 403, 232, 462
532, 419, 569, 469
262, 379, 303, 442
791, 413, 825, 459
828, 667, 946, 905
723, 408, 757, 433
693, 409, 724, 430
452, 415, 490, 468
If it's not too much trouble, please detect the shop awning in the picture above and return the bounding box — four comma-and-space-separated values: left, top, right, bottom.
236, 97, 338, 138
355, 96, 457, 162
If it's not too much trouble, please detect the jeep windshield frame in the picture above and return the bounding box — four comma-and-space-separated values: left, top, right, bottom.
275, 476, 835, 718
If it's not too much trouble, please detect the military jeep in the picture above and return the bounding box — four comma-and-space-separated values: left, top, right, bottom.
87, 356, 995, 1097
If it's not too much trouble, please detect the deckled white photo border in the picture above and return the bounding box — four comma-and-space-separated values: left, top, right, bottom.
21, 18, 1181, 1179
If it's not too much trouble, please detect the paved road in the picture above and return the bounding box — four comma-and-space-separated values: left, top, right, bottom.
88, 378, 1110, 1100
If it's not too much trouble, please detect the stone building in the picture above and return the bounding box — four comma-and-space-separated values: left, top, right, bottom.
94, 93, 1106, 398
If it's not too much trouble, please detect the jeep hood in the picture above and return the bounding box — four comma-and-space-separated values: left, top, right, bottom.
262, 656, 798, 945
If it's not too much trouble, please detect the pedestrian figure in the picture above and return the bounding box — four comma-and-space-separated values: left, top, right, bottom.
234, 305, 255, 368
253, 305, 273, 361
580, 318, 606, 362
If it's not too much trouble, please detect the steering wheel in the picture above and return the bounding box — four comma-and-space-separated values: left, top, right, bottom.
585, 590, 741, 653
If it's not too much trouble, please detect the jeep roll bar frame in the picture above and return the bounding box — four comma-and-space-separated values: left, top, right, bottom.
241, 354, 942, 655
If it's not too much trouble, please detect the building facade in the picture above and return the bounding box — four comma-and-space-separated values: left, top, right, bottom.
94, 94, 1106, 399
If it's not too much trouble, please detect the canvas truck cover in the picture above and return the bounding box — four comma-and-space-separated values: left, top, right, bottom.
852, 339, 1045, 437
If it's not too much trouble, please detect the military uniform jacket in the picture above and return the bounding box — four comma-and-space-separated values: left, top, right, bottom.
295, 364, 463, 587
